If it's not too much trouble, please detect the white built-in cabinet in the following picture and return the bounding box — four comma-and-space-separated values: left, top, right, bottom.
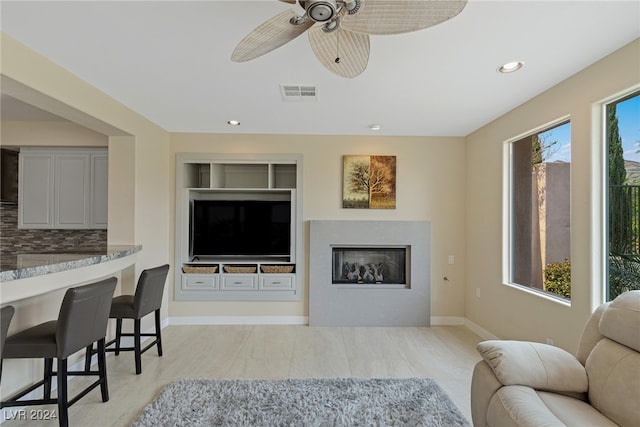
175, 153, 303, 301
19, 148, 108, 229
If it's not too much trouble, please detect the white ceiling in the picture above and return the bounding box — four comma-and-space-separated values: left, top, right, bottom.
1, 1, 638, 136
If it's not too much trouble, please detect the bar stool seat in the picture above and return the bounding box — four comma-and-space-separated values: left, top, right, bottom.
1, 278, 117, 427
4, 321, 57, 357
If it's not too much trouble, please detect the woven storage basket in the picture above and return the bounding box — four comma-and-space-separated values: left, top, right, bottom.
261, 265, 294, 274
223, 265, 257, 274
182, 265, 218, 274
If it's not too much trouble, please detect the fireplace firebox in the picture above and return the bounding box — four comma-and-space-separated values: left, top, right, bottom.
332, 247, 407, 286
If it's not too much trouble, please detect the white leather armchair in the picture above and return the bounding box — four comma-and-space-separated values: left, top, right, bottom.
471, 290, 640, 427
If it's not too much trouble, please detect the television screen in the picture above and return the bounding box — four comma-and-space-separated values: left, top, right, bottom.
191, 199, 291, 257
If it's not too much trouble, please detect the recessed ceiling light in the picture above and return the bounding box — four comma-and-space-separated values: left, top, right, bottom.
227, 120, 240, 126
498, 61, 524, 73
369, 124, 382, 131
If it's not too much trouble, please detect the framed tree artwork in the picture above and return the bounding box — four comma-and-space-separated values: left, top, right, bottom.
343, 155, 396, 209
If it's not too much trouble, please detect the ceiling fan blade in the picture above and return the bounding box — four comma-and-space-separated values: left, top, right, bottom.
342, 0, 467, 35
278, 0, 297, 3
308, 26, 370, 78
231, 9, 314, 62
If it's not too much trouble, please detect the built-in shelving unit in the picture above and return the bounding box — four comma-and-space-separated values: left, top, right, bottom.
174, 153, 303, 301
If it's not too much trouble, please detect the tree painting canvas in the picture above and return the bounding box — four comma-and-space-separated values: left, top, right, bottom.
343, 155, 396, 209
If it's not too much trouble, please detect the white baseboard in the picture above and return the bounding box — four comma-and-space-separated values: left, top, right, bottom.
166, 316, 497, 335
464, 318, 500, 340
168, 316, 309, 326
430, 316, 465, 325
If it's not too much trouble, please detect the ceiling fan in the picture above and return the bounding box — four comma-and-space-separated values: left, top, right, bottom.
231, 0, 468, 78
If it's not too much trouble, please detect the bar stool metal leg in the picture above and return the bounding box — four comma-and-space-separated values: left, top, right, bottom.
97, 338, 109, 402
84, 344, 93, 372
115, 318, 123, 355
134, 319, 142, 374
57, 358, 69, 427
44, 358, 54, 399
155, 309, 163, 356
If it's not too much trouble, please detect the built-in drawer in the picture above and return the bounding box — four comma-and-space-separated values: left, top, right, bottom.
260, 275, 294, 290
182, 274, 218, 290
221, 275, 258, 290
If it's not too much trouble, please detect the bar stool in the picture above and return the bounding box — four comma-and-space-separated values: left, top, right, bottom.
86, 264, 169, 375
1, 278, 117, 427
1, 305, 15, 378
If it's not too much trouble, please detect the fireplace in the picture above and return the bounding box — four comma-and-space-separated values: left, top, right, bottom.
332, 247, 407, 286
309, 220, 430, 327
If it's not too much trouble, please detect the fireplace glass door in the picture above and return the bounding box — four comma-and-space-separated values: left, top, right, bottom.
332, 247, 407, 285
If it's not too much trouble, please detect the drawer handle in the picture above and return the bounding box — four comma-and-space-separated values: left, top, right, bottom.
272, 281, 281, 285
234, 281, 243, 285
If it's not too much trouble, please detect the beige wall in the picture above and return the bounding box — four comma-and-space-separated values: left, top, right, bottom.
465, 38, 640, 352
0, 120, 108, 147
170, 133, 467, 319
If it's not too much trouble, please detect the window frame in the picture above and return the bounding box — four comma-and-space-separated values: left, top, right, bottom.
503, 115, 572, 305
603, 89, 640, 302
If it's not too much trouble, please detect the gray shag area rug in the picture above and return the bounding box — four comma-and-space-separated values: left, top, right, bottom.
131, 377, 470, 427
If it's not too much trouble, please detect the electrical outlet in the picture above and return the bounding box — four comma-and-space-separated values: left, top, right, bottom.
448, 255, 455, 265
475, 288, 481, 298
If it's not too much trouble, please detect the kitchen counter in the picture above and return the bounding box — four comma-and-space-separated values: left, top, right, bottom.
0, 245, 141, 303
0, 245, 142, 281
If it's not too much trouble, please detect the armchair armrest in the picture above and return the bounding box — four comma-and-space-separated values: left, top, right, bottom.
477, 340, 588, 393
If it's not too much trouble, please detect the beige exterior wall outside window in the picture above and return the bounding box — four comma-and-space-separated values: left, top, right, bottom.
508, 121, 572, 300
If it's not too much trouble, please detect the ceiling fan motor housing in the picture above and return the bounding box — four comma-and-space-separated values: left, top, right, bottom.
304, 0, 338, 22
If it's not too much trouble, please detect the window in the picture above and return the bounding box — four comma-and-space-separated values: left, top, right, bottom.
606, 91, 640, 301
508, 121, 572, 299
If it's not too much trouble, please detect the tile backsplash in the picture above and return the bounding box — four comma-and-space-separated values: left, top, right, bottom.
0, 203, 107, 254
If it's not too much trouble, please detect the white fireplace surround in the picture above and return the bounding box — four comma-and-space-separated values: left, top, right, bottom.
309, 220, 431, 326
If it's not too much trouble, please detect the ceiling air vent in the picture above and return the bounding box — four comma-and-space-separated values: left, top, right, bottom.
280, 85, 317, 102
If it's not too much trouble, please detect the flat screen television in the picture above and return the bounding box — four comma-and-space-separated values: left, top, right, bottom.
191, 199, 291, 258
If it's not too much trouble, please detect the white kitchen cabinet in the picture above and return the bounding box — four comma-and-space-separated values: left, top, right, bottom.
19, 148, 107, 229
18, 152, 55, 227
90, 152, 108, 228
54, 152, 90, 228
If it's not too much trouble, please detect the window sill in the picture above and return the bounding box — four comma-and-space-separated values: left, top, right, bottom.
503, 281, 572, 307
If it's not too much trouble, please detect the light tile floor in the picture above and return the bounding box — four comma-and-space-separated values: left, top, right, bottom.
3, 325, 483, 426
